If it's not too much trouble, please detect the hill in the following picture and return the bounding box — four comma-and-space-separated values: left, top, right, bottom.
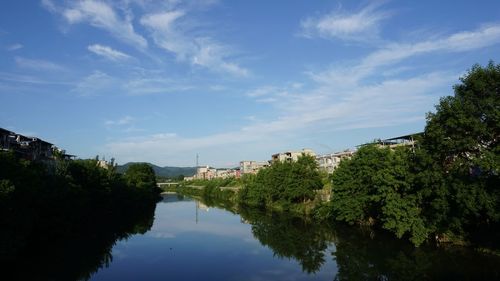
117, 162, 197, 178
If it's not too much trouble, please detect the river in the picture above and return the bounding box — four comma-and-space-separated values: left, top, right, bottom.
84, 193, 499, 280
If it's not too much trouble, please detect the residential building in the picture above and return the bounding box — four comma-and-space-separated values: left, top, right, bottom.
240, 160, 269, 174
0, 127, 54, 161
271, 148, 316, 163
186, 165, 241, 181
316, 150, 355, 174
216, 168, 240, 179
193, 166, 218, 180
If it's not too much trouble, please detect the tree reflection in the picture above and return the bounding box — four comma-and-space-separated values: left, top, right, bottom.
331, 225, 500, 280
0, 201, 156, 281
200, 197, 500, 280
238, 206, 333, 274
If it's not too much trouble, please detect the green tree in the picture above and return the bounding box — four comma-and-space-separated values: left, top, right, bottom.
239, 154, 323, 208
422, 61, 500, 242
124, 163, 157, 191
328, 145, 429, 245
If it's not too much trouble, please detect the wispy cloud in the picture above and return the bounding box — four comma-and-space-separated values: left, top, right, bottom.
0, 72, 71, 85
103, 116, 145, 134
14, 57, 65, 71
311, 23, 500, 85
6, 43, 23, 51
72, 70, 116, 96
300, 1, 390, 42
140, 10, 185, 32
104, 116, 135, 126
141, 10, 249, 76
43, 1, 246, 76
104, 24, 500, 166
88, 44, 132, 61
245, 86, 278, 98
70, 69, 194, 96
124, 77, 194, 95
43, 0, 148, 49
40, 0, 57, 13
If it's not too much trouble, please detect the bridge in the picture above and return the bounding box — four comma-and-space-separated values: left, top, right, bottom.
157, 182, 181, 188
156, 182, 240, 192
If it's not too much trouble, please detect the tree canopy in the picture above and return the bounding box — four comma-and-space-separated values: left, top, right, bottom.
239, 154, 323, 209
322, 61, 500, 247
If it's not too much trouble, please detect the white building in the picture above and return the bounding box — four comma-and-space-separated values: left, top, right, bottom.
216, 168, 240, 179
316, 150, 355, 174
187, 165, 241, 180
240, 160, 269, 174
271, 148, 316, 163
192, 165, 217, 180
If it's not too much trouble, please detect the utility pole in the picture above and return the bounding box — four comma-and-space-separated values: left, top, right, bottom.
196, 153, 199, 168
196, 201, 199, 224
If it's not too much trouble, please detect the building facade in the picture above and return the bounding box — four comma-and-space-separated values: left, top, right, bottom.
271, 148, 316, 163
0, 127, 54, 161
240, 160, 269, 174
316, 150, 355, 174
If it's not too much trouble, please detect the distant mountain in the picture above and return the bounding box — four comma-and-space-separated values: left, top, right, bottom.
117, 162, 197, 178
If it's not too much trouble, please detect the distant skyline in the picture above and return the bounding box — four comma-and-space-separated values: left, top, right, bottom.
1, 0, 500, 167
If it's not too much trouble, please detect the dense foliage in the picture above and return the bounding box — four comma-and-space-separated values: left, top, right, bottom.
319, 62, 500, 247
421, 62, 500, 243
238, 154, 323, 209
0, 153, 160, 279
319, 145, 428, 245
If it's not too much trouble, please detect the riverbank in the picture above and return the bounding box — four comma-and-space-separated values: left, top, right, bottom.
0, 152, 162, 279
169, 182, 500, 256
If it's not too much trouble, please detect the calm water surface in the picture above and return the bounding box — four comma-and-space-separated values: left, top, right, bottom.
91, 194, 337, 280
89, 194, 499, 281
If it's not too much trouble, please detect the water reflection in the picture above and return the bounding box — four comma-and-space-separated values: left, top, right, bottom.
238, 207, 332, 274
161, 192, 190, 203
5, 193, 498, 281
199, 197, 500, 281
0, 201, 157, 281
331, 225, 500, 280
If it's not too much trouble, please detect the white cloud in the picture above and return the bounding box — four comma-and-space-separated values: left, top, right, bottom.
42, 1, 245, 75
245, 86, 278, 97
103, 72, 449, 165
72, 70, 116, 96
40, 0, 57, 13
140, 10, 185, 31
6, 43, 23, 51
88, 44, 131, 61
124, 76, 195, 95
191, 38, 249, 76
141, 10, 249, 76
0, 72, 71, 85
14, 57, 65, 71
44, 0, 147, 49
103, 23, 500, 166
104, 116, 135, 126
70, 68, 194, 96
300, 2, 390, 41
311, 23, 500, 85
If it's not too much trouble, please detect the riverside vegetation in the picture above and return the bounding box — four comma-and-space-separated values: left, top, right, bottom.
0, 153, 161, 280
175, 62, 499, 249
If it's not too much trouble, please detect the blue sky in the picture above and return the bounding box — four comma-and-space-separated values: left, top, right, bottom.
1, 0, 499, 167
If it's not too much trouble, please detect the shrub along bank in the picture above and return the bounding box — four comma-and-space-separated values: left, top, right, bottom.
0, 152, 162, 268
